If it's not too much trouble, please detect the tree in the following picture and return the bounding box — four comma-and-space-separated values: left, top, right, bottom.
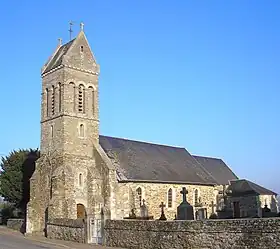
0, 149, 39, 213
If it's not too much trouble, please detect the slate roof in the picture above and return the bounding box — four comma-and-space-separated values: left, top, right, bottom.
192, 155, 238, 185
43, 39, 75, 74
99, 135, 219, 185
227, 179, 277, 196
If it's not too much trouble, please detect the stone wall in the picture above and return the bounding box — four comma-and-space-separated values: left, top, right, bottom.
105, 218, 280, 249
7, 219, 24, 232
114, 182, 218, 220
47, 218, 86, 243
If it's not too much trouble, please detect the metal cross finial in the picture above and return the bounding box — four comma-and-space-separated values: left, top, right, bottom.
69, 21, 74, 40
80, 22, 84, 31
58, 38, 62, 46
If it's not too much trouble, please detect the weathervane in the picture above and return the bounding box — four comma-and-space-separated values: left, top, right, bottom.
69, 21, 74, 40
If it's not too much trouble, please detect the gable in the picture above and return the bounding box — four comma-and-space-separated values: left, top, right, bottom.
99, 135, 217, 185
227, 179, 277, 196
193, 155, 238, 185
41, 31, 98, 75
42, 39, 75, 75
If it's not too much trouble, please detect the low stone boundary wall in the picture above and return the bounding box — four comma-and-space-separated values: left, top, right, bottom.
7, 219, 24, 232
47, 218, 86, 243
105, 218, 280, 249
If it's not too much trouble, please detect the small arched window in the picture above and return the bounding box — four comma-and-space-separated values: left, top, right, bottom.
58, 83, 62, 112
194, 189, 199, 205
79, 124, 85, 137
51, 85, 55, 115
50, 125, 53, 138
88, 86, 95, 116
46, 88, 49, 117
168, 188, 173, 208
80, 46, 84, 52
79, 173, 83, 186
78, 84, 85, 113
136, 187, 142, 206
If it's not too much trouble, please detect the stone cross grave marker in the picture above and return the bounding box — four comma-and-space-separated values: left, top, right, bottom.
159, 202, 167, 220
210, 200, 216, 214
177, 187, 194, 220
140, 199, 148, 218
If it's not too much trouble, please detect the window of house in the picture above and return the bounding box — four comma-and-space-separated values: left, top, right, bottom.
51, 85, 55, 115
80, 46, 84, 52
136, 187, 142, 206
168, 188, 173, 208
79, 124, 85, 137
88, 86, 95, 116
50, 125, 53, 138
79, 173, 83, 186
78, 84, 85, 113
58, 83, 62, 112
46, 88, 49, 116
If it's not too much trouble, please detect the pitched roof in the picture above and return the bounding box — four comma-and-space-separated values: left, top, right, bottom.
227, 179, 277, 196
192, 155, 238, 185
42, 39, 75, 74
99, 135, 218, 185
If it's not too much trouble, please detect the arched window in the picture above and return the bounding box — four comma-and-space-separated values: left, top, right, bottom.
79, 173, 82, 186
79, 124, 85, 137
50, 125, 53, 138
136, 187, 142, 206
58, 83, 62, 112
78, 84, 85, 113
88, 86, 95, 116
46, 88, 49, 117
168, 188, 173, 208
194, 189, 199, 206
69, 82, 75, 112
80, 46, 84, 52
51, 85, 55, 115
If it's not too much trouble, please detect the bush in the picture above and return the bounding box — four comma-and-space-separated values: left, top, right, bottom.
0, 203, 15, 225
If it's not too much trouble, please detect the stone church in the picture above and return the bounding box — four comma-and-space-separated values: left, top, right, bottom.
26, 24, 277, 235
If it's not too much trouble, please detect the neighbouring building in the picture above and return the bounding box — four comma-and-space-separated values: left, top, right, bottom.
26, 24, 278, 240
225, 179, 278, 218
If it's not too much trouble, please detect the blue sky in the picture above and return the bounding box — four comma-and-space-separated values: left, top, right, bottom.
0, 1, 279, 192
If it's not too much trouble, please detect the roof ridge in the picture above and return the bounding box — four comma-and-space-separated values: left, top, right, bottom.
99, 134, 185, 149
192, 154, 222, 160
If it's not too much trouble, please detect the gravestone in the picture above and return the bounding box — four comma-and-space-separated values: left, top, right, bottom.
159, 202, 167, 220
177, 187, 194, 220
129, 208, 136, 219
140, 199, 148, 218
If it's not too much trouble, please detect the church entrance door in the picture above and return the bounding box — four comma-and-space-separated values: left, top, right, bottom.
77, 204, 87, 219
233, 201, 240, 218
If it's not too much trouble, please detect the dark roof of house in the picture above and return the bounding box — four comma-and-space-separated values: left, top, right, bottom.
43, 39, 75, 74
227, 179, 277, 196
99, 135, 220, 185
192, 155, 238, 185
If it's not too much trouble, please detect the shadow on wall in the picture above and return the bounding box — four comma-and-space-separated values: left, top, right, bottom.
21, 150, 40, 233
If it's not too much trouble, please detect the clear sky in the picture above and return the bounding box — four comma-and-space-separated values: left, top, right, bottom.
0, 1, 279, 192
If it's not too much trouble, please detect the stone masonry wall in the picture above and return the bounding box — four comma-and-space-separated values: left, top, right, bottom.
47, 218, 86, 243
114, 182, 217, 220
7, 219, 24, 232
105, 218, 280, 249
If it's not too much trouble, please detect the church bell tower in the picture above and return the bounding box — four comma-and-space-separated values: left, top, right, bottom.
27, 23, 104, 235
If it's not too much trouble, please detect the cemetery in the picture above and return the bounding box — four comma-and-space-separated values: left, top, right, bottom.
104, 187, 280, 249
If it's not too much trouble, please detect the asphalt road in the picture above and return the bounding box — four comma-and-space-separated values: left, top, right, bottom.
0, 226, 124, 249
0, 232, 66, 249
